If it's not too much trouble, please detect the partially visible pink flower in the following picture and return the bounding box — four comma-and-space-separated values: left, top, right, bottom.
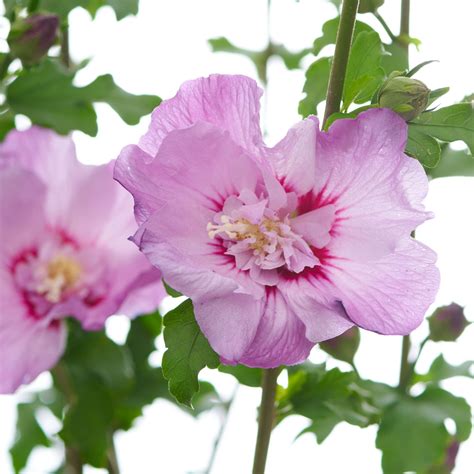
0, 127, 166, 393
115, 75, 439, 368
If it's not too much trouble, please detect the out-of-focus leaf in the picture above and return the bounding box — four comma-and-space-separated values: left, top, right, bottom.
358, 0, 384, 13
298, 56, 331, 117
343, 30, 385, 109
376, 387, 472, 473
0, 111, 15, 141
219, 364, 262, 387
39, 0, 138, 20
414, 355, 473, 384
428, 145, 474, 179
10, 403, 51, 473
182, 381, 221, 417
162, 300, 220, 407
6, 60, 160, 135
163, 281, 182, 298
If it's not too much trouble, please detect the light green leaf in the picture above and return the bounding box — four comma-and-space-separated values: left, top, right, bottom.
10, 403, 51, 473
407, 125, 441, 168
428, 145, 474, 179
163, 281, 183, 298
343, 30, 385, 109
162, 300, 220, 407
298, 56, 331, 117
376, 387, 471, 473
39, 0, 138, 20
219, 364, 262, 387
414, 355, 473, 384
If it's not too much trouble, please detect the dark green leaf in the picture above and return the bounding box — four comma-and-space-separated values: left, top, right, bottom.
407, 125, 441, 168
0, 111, 15, 142
219, 364, 262, 387
298, 415, 340, 444
376, 387, 471, 473
126, 311, 161, 369
10, 403, 51, 473
312, 17, 372, 57
298, 56, 331, 117
182, 381, 221, 417
162, 300, 220, 407
428, 145, 474, 179
358, 0, 384, 13
343, 31, 385, 109
39, 0, 138, 20
319, 327, 360, 364
163, 281, 182, 298
414, 355, 473, 384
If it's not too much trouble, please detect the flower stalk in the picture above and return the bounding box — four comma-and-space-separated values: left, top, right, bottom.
252, 368, 281, 474
322, 0, 360, 126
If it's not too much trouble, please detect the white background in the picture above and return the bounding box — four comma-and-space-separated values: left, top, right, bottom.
1, 0, 473, 473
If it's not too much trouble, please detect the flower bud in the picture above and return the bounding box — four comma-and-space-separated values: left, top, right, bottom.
378, 75, 430, 121
319, 326, 360, 364
7, 14, 59, 65
358, 0, 384, 14
428, 303, 469, 342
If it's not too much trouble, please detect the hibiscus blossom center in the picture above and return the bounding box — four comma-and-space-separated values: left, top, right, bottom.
36, 255, 82, 303
207, 189, 326, 285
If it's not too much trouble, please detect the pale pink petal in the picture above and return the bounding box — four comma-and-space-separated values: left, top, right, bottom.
267, 117, 318, 195
327, 238, 440, 334
0, 167, 46, 257
139, 75, 264, 155
314, 108, 431, 261
238, 288, 313, 368
291, 204, 336, 248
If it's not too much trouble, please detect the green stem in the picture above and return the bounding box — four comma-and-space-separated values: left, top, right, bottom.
252, 368, 281, 474
52, 365, 83, 474
400, 0, 410, 55
107, 431, 120, 474
0, 54, 13, 81
398, 335, 411, 391
60, 24, 70, 69
373, 11, 397, 42
322, 0, 360, 126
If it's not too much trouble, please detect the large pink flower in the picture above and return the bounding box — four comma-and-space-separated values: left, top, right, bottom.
115, 75, 439, 368
0, 127, 166, 393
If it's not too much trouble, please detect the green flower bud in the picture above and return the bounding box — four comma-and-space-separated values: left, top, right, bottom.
378, 75, 430, 121
319, 326, 360, 364
428, 303, 469, 342
358, 0, 385, 14
7, 14, 59, 66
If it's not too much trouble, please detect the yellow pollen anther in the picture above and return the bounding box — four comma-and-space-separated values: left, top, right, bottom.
36, 255, 82, 303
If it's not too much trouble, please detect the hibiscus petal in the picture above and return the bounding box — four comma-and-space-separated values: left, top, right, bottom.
238, 288, 314, 368
327, 238, 440, 334
315, 108, 431, 261
291, 204, 336, 248
139, 75, 264, 156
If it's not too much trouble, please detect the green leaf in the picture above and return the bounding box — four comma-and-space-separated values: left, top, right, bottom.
428, 145, 474, 179
81, 74, 161, 125
414, 355, 473, 384
343, 31, 385, 109
0, 111, 15, 142
182, 381, 222, 417
298, 415, 341, 444
272, 44, 311, 70
413, 103, 474, 151
376, 387, 472, 473
406, 60, 438, 78
427, 87, 450, 107
162, 300, 220, 407
312, 17, 372, 57
6, 60, 98, 135
219, 364, 262, 387
407, 125, 441, 168
298, 56, 331, 117
381, 41, 408, 73
163, 281, 182, 298
10, 403, 51, 473
6, 61, 160, 135
358, 0, 384, 13
60, 375, 114, 467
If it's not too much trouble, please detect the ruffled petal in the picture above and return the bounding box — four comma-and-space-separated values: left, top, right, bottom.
327, 238, 440, 334
314, 108, 431, 261
238, 288, 313, 367
139, 75, 264, 156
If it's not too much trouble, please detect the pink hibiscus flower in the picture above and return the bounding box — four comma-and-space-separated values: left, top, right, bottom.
115, 75, 439, 368
0, 127, 165, 393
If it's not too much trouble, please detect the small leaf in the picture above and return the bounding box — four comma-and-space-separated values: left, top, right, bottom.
343, 30, 385, 109
406, 60, 438, 78
162, 300, 220, 406
428, 87, 450, 107
298, 56, 331, 117
163, 281, 182, 298
219, 364, 262, 387
10, 403, 51, 473
414, 355, 473, 384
